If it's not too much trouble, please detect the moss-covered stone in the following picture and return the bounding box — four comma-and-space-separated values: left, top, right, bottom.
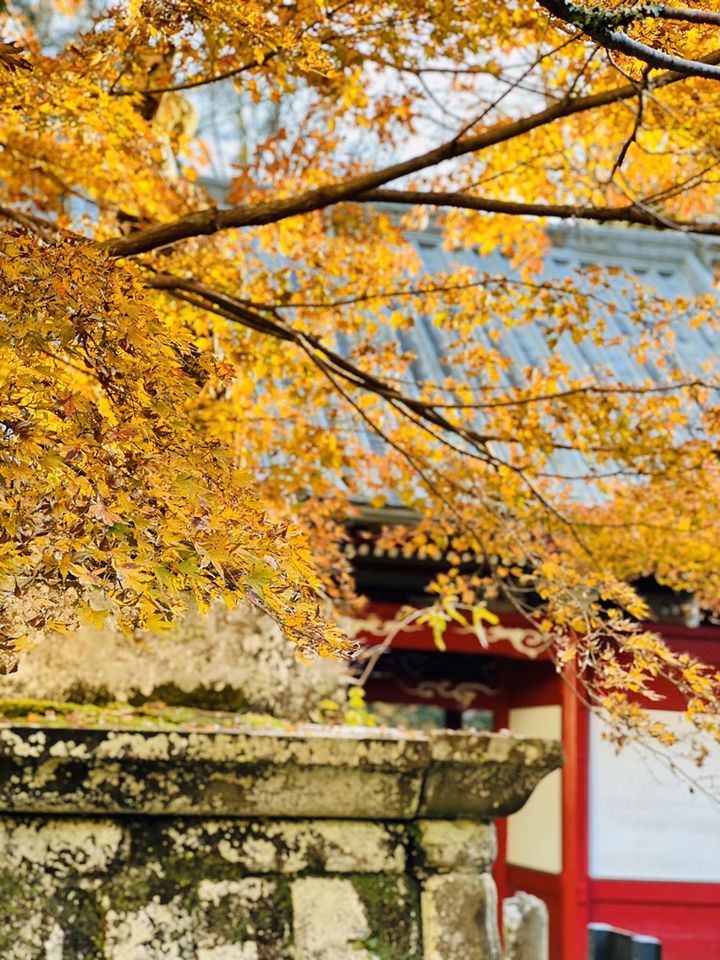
0, 869, 105, 960
351, 875, 422, 960
0, 870, 40, 957
200, 877, 292, 956
127, 683, 250, 713
57, 887, 105, 959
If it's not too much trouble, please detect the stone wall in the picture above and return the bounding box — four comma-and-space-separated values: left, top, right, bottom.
0, 602, 347, 720
0, 724, 562, 959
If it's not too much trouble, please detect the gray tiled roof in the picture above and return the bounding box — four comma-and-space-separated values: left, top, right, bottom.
405, 221, 718, 386
348, 221, 720, 504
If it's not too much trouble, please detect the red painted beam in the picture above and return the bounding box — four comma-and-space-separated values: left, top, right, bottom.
357, 602, 554, 660
357, 602, 720, 665
588, 879, 720, 906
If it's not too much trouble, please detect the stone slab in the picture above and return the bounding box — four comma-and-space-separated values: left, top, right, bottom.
0, 725, 562, 820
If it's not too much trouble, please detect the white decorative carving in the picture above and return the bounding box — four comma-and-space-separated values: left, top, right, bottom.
484, 625, 551, 659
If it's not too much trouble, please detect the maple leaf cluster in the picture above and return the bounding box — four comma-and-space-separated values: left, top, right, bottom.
2, 0, 720, 755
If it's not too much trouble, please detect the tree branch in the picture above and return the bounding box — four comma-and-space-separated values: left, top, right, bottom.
104, 50, 720, 259
638, 5, 720, 28
147, 271, 689, 466
538, 0, 720, 79
146, 271, 499, 456
354, 188, 720, 236
113, 51, 279, 97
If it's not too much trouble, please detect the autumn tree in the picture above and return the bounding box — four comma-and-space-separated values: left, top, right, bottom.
2, 0, 720, 752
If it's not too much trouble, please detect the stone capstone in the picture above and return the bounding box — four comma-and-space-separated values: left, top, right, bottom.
421, 730, 562, 817
0, 724, 561, 820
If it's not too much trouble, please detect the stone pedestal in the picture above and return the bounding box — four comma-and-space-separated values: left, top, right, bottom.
0, 723, 561, 958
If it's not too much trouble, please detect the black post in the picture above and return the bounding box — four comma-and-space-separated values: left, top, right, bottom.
588, 923, 662, 960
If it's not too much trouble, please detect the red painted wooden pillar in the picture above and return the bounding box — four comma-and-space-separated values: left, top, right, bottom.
561, 673, 590, 960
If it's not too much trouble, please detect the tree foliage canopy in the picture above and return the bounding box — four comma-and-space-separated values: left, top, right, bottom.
3, 0, 720, 750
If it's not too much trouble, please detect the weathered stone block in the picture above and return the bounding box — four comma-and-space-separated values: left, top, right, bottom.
196, 877, 292, 958
502, 891, 549, 960
292, 875, 421, 960
0, 816, 126, 875
292, 877, 374, 960
422, 872, 501, 960
102, 898, 196, 960
415, 819, 496, 874
117, 817, 404, 875
227, 820, 406, 874
421, 731, 563, 818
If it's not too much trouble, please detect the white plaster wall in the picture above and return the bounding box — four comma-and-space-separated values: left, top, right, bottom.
589, 710, 720, 881
507, 705, 563, 874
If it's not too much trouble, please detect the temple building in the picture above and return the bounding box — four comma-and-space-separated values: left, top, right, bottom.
348, 223, 720, 960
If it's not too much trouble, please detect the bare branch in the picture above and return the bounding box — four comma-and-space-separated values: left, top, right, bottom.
355, 188, 720, 236
112, 52, 278, 97
644, 5, 720, 28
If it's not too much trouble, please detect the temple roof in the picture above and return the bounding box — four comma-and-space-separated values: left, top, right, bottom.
341, 220, 720, 501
